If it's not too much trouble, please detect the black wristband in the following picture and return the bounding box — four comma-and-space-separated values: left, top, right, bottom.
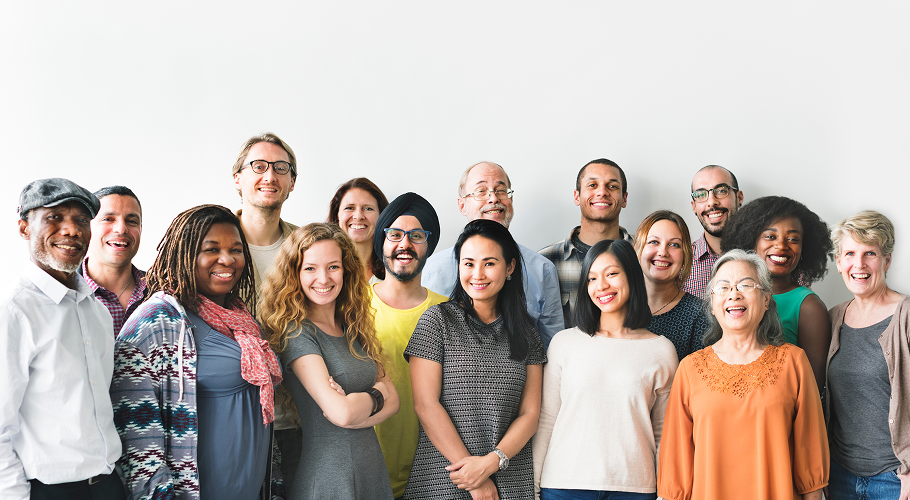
367, 388, 384, 416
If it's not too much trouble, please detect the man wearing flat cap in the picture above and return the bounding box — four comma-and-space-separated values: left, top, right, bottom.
0, 179, 124, 499
370, 192, 448, 499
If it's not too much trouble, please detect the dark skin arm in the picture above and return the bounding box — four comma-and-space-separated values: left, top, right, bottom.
796, 294, 831, 393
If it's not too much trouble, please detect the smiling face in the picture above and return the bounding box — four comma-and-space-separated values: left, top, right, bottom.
574, 163, 627, 224
458, 235, 515, 312
836, 233, 891, 299
19, 201, 92, 285
639, 219, 685, 285
691, 167, 742, 237
299, 239, 344, 311
194, 222, 245, 307
457, 163, 514, 228
233, 141, 296, 211
382, 215, 430, 283
88, 194, 142, 270
755, 216, 803, 279
337, 188, 380, 245
587, 251, 630, 316
710, 260, 770, 334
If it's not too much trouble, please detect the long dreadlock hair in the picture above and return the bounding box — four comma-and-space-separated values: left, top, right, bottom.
145, 204, 256, 315
259, 223, 386, 422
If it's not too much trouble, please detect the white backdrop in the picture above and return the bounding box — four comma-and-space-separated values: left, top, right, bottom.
2, 2, 908, 310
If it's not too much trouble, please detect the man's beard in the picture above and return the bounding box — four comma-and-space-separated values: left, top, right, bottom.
384, 249, 428, 283
33, 240, 83, 274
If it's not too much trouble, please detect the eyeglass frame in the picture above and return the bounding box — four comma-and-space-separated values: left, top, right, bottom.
710, 282, 764, 295
242, 160, 294, 176
691, 183, 738, 202
461, 187, 515, 202
383, 227, 432, 244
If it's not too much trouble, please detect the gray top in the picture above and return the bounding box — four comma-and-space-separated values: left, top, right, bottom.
190, 310, 271, 500
280, 322, 393, 500
828, 315, 901, 476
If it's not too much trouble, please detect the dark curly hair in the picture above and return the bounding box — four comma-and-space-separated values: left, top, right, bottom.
720, 196, 832, 285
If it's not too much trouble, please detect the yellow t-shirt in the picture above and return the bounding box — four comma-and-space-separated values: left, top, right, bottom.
371, 285, 448, 498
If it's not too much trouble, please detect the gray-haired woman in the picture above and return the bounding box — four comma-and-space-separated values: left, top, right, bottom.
658, 249, 828, 500
826, 210, 909, 500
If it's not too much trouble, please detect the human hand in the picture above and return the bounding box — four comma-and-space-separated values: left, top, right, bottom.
469, 478, 499, 500
328, 376, 346, 396
898, 470, 909, 500
446, 453, 498, 491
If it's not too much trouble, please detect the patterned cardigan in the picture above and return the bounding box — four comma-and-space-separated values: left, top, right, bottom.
111, 292, 283, 500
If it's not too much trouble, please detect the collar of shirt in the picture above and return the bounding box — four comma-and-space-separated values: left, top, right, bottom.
692, 233, 717, 261
80, 258, 147, 298
26, 261, 92, 304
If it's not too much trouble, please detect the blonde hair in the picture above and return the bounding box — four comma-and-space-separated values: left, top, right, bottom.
831, 210, 895, 256
259, 223, 386, 421
632, 210, 693, 288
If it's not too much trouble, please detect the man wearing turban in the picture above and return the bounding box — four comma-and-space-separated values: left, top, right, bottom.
370, 192, 449, 499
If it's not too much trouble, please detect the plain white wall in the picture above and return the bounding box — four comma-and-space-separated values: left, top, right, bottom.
2, 2, 908, 310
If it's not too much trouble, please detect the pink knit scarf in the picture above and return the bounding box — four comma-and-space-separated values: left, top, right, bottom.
196, 295, 282, 424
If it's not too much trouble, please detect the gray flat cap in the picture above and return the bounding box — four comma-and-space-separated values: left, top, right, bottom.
18, 178, 100, 219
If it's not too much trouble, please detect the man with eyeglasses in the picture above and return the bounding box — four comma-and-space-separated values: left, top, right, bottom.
685, 165, 744, 298
422, 161, 563, 348
370, 192, 448, 499
231, 132, 300, 484
539, 158, 633, 330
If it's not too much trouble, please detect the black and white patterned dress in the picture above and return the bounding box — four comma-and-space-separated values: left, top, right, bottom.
648, 292, 709, 361
403, 302, 547, 500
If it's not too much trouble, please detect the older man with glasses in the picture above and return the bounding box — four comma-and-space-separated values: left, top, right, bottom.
422, 161, 563, 348
684, 165, 744, 298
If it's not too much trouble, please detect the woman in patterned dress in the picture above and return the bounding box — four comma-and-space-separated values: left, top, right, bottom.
633, 210, 708, 361
657, 249, 828, 500
259, 223, 399, 500
404, 219, 546, 500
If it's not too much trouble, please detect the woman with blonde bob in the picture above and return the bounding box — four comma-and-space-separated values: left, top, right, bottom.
826, 211, 909, 499
658, 249, 828, 500
259, 223, 399, 500
633, 210, 707, 361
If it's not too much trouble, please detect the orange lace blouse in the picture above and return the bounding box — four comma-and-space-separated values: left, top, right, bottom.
657, 344, 829, 499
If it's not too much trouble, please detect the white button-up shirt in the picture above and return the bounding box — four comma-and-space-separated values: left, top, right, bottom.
0, 262, 121, 499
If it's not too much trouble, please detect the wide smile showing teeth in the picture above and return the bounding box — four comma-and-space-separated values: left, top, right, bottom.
768, 255, 790, 264
212, 272, 234, 280
652, 261, 671, 268
484, 208, 503, 215
107, 240, 129, 248
258, 186, 278, 194
312, 286, 333, 294
471, 282, 489, 290
350, 224, 367, 230
851, 273, 871, 280
725, 305, 746, 316
705, 211, 725, 222
396, 256, 414, 263
592, 201, 610, 208
596, 293, 615, 304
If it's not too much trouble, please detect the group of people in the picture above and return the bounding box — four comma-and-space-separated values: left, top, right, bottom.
1, 132, 907, 500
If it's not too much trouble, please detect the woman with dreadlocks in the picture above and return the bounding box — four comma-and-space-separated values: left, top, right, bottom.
110, 204, 284, 500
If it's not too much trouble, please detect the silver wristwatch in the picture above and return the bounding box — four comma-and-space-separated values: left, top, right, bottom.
492, 448, 509, 471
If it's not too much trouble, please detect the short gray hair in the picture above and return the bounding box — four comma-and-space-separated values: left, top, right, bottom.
830, 210, 895, 256
702, 249, 784, 347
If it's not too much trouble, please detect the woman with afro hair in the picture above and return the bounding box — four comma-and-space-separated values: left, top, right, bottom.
721, 195, 833, 393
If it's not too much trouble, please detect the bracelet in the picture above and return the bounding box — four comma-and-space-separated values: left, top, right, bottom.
367, 388, 384, 416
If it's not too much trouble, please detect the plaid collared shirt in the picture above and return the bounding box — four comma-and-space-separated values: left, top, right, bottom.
539, 225, 632, 329
80, 258, 148, 336
683, 233, 718, 299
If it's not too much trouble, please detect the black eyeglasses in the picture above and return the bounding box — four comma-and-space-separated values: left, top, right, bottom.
243, 160, 293, 175
691, 184, 738, 202
383, 228, 431, 244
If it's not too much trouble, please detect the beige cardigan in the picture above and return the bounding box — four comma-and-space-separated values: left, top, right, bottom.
826, 295, 910, 475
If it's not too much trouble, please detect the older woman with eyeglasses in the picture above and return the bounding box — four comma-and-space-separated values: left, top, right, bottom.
658, 249, 828, 500
826, 211, 909, 500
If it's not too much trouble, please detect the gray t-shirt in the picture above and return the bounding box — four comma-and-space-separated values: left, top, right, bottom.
828, 315, 901, 476
280, 322, 393, 500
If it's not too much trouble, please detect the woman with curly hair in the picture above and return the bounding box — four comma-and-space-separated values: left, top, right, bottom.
633, 210, 708, 361
111, 204, 284, 500
721, 195, 833, 391
259, 222, 399, 500
326, 177, 390, 282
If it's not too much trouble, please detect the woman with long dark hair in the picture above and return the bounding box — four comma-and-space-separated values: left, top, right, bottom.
111, 204, 284, 500
327, 177, 390, 282
404, 219, 546, 500
533, 239, 678, 500
259, 223, 399, 499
